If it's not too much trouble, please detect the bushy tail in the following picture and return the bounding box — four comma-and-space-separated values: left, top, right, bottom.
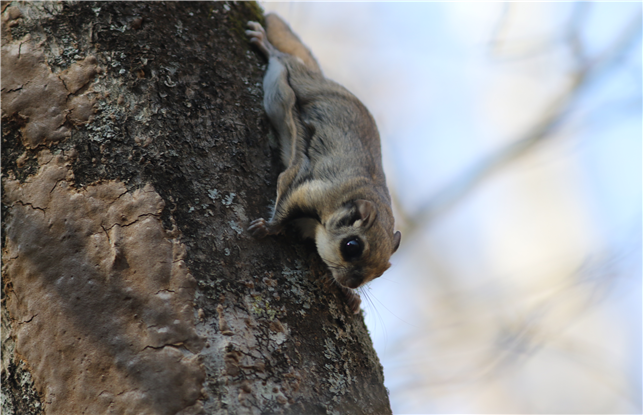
265, 13, 322, 74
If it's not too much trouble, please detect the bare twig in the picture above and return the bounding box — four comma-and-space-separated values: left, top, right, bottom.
567, 2, 590, 66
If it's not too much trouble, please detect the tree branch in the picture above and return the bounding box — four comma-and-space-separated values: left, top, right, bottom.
404, 9, 642, 231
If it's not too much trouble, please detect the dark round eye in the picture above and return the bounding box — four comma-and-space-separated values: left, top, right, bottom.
341, 237, 363, 261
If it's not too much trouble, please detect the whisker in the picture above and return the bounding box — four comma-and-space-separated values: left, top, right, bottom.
323, 259, 344, 268
364, 287, 419, 330
360, 288, 388, 349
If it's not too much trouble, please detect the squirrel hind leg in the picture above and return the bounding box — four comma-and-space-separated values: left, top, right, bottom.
262, 57, 298, 167
246, 21, 277, 58
264, 13, 322, 74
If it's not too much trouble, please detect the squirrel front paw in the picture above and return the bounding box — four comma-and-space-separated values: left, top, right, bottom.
339, 285, 362, 314
248, 218, 282, 238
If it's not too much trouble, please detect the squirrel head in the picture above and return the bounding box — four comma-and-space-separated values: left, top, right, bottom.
314, 199, 401, 289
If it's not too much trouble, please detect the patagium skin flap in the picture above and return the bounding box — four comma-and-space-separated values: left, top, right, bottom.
246, 14, 401, 313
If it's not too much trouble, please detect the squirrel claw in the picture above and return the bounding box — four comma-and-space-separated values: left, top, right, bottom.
248, 218, 269, 238
248, 218, 280, 238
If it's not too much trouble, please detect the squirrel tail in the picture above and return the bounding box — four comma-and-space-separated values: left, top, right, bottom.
265, 13, 322, 74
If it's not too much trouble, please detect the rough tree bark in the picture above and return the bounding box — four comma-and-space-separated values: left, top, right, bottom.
1, 2, 391, 414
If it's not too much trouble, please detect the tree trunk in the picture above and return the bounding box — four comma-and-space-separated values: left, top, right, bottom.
1, 2, 391, 414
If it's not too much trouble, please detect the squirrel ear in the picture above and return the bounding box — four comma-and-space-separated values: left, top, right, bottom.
354, 199, 376, 228
392, 231, 401, 253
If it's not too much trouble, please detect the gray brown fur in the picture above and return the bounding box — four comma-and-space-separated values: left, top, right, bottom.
246, 15, 401, 312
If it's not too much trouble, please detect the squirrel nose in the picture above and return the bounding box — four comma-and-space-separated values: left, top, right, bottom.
345, 274, 364, 289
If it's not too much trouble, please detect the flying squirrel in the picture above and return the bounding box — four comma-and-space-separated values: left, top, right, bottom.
246, 14, 401, 314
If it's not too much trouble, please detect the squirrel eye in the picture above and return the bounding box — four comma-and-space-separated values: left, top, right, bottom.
341, 237, 363, 261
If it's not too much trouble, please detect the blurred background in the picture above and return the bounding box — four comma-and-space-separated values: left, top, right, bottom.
261, 2, 642, 414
